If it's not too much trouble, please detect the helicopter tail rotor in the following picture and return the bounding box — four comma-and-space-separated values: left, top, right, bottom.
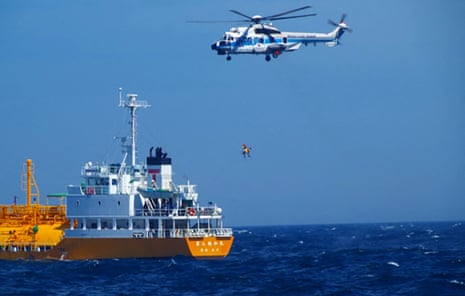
328, 14, 352, 33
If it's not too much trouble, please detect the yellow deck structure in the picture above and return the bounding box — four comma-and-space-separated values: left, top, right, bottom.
0, 159, 68, 252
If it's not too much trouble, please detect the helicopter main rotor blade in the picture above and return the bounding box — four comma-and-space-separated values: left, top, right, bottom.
192, 6, 316, 25
328, 19, 339, 27
265, 5, 312, 19
229, 10, 254, 21
187, 20, 249, 23
268, 13, 317, 21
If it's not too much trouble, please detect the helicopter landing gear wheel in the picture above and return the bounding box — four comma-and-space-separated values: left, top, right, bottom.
265, 55, 271, 62
226, 55, 231, 61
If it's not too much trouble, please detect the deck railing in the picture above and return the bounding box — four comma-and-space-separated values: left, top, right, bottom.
161, 227, 233, 238
137, 207, 221, 217
0, 204, 66, 219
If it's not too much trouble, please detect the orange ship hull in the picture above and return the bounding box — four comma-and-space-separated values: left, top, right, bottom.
0, 236, 234, 260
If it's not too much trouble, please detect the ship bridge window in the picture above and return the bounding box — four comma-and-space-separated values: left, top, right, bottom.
112, 179, 118, 186
109, 164, 121, 174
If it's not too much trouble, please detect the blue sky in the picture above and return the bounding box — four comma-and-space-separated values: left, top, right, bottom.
1, 0, 464, 226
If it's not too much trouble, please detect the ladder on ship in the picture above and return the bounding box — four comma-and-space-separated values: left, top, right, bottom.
144, 198, 157, 215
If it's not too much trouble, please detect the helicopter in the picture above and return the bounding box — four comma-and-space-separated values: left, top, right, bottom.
206, 6, 352, 61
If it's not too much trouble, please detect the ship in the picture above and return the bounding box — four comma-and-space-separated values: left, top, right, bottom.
0, 90, 234, 260
0, 159, 69, 259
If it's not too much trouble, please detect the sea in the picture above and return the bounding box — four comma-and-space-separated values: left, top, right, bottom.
0, 222, 464, 295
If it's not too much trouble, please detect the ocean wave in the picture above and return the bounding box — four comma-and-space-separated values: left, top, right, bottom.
0, 222, 463, 295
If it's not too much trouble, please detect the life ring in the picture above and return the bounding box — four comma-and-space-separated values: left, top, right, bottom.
188, 208, 196, 216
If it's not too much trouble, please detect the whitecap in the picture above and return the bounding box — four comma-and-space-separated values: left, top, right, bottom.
91, 259, 99, 267
431, 235, 440, 239
362, 274, 375, 278
424, 251, 439, 255
387, 261, 400, 267
298, 240, 303, 244
450, 279, 465, 286
168, 258, 177, 267
405, 232, 415, 238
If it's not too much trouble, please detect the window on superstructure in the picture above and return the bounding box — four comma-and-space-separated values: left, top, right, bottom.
133, 219, 145, 229
116, 219, 128, 229
101, 219, 112, 230
149, 219, 157, 229
255, 28, 281, 34
86, 218, 98, 229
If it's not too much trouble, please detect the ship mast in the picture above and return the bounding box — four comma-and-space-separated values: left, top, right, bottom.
23, 159, 40, 206
119, 88, 150, 166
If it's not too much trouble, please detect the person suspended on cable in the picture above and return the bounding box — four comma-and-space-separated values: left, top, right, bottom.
242, 144, 251, 158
